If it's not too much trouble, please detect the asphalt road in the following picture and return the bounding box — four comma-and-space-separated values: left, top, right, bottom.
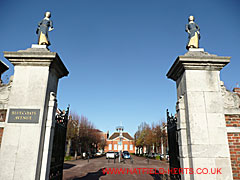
63, 155, 170, 180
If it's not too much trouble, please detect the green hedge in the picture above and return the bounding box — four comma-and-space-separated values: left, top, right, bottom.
64, 155, 72, 161
155, 155, 160, 160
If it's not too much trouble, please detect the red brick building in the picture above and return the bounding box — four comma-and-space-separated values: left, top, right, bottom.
0, 110, 7, 146
224, 87, 240, 179
105, 128, 135, 153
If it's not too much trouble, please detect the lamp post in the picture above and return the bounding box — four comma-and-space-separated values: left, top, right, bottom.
116, 125, 124, 163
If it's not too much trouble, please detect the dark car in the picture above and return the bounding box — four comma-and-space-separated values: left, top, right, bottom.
122, 151, 131, 159
147, 153, 157, 158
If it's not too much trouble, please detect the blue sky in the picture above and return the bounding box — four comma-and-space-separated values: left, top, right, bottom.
0, 0, 239, 136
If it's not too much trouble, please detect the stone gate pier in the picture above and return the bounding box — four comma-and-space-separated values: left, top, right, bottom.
0, 45, 68, 180
167, 49, 233, 180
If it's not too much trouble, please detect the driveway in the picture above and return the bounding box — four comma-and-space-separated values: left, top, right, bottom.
63, 155, 170, 180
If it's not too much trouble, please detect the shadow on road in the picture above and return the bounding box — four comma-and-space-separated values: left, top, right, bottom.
72, 168, 106, 180
149, 170, 169, 180
63, 163, 76, 169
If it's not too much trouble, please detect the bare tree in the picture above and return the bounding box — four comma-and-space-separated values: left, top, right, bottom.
66, 112, 80, 157
66, 113, 104, 159
152, 122, 163, 153
78, 115, 102, 157
99, 138, 107, 152
134, 121, 167, 156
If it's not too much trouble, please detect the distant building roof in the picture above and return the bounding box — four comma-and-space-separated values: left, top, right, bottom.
108, 132, 133, 140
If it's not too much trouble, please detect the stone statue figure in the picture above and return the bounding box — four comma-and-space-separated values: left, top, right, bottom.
36, 12, 54, 46
185, 16, 200, 50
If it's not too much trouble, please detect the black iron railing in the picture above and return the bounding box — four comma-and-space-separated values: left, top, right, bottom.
49, 106, 69, 180
167, 109, 181, 180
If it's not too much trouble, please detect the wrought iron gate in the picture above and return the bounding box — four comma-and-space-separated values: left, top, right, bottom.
167, 109, 181, 180
49, 106, 69, 180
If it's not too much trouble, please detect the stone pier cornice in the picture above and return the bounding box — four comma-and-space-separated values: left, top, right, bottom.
4, 47, 69, 78
167, 51, 231, 81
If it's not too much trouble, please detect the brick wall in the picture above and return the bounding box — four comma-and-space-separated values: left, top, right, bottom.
0, 110, 6, 147
0, 128, 4, 147
0, 110, 6, 122
233, 88, 240, 94
226, 114, 240, 179
226, 115, 240, 127
105, 139, 135, 153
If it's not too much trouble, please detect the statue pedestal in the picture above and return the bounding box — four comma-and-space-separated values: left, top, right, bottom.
167, 50, 233, 180
188, 48, 204, 52
31, 44, 48, 49
0, 46, 68, 180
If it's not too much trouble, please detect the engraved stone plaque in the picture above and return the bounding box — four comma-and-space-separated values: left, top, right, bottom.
8, 109, 40, 123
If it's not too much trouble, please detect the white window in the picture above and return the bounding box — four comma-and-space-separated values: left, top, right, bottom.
130, 145, 133, 150
124, 144, 128, 150
109, 144, 112, 150
114, 144, 117, 150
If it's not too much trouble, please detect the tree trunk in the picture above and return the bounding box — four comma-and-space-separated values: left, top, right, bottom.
66, 138, 71, 156
74, 150, 77, 160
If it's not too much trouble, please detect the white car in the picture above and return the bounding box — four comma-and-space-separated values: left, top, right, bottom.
106, 151, 115, 159
96, 152, 102, 156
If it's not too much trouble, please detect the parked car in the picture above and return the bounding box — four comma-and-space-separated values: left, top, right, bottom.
159, 154, 169, 160
147, 153, 158, 158
166, 154, 169, 161
122, 151, 131, 159
160, 154, 164, 160
114, 152, 119, 158
96, 152, 102, 156
82, 152, 92, 159
106, 151, 115, 159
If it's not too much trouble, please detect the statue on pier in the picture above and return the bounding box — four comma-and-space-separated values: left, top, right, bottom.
36, 12, 54, 46
185, 15, 200, 50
